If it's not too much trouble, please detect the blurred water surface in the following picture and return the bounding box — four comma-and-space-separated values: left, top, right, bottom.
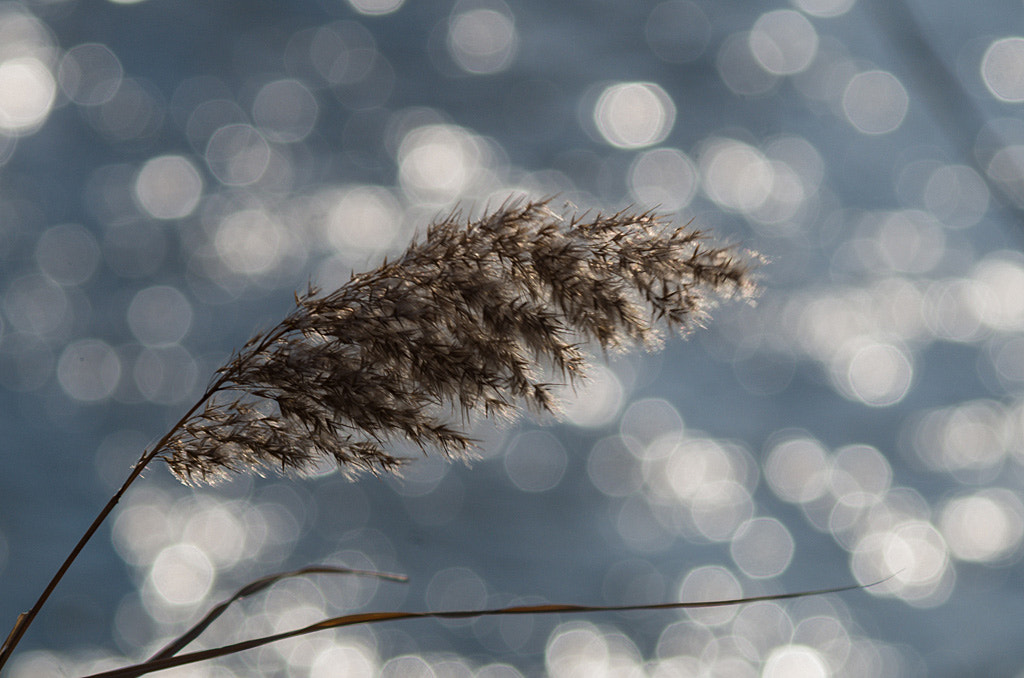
2, 0, 1024, 675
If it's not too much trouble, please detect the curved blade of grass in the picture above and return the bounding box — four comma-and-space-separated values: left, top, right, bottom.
87, 581, 871, 678
150, 565, 408, 661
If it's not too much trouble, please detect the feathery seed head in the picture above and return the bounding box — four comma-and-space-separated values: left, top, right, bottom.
158, 199, 755, 484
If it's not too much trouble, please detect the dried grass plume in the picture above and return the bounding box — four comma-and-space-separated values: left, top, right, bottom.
159, 199, 755, 484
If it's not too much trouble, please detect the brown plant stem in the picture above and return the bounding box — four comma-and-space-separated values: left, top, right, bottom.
0, 325, 289, 674
0, 386, 216, 673
0, 317, 295, 672
86, 581, 872, 678
0, 458, 153, 671
148, 565, 408, 661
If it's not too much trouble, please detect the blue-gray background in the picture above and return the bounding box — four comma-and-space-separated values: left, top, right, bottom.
2, 0, 1024, 675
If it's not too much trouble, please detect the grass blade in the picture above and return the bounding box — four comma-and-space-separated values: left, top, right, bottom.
149, 565, 407, 661
86, 581, 871, 678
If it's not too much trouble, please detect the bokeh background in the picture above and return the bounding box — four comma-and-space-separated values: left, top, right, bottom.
2, 0, 1024, 675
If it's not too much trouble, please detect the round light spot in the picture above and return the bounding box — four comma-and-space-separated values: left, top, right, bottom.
391, 453, 450, 497
941, 489, 1024, 563
619, 397, 684, 450
57, 339, 121, 402
656, 438, 755, 542
549, 623, 642, 675
593, 82, 675, 149
851, 520, 951, 606
628, 147, 698, 211
185, 98, 248, 151
0, 57, 55, 134
678, 565, 742, 626
716, 32, 778, 96
985, 145, 1024, 210
346, 0, 404, 15
183, 503, 247, 567
58, 43, 123, 106
765, 436, 830, 504
730, 517, 795, 578
990, 336, 1024, 387
546, 622, 612, 677
35, 224, 100, 286
587, 436, 643, 497
617, 495, 674, 552
871, 209, 946, 274
307, 22, 379, 86
6, 651, 68, 677
134, 155, 203, 220
149, 543, 214, 606
763, 645, 828, 678
379, 655, 434, 678
3, 275, 68, 337
127, 286, 193, 346
922, 278, 991, 342
981, 37, 1024, 102
700, 138, 774, 213
842, 70, 908, 135
477, 664, 523, 678
205, 123, 271, 186
746, 159, 807, 228
832, 444, 892, 498
731, 604, 796, 658
90, 76, 163, 142
662, 438, 745, 502
923, 164, 989, 229
749, 10, 818, 76
765, 135, 825, 194
0, 333, 54, 392
325, 185, 403, 256
912, 400, 1009, 474
253, 79, 319, 143
504, 430, 567, 492
214, 209, 286, 275
0, 5, 54, 61
973, 255, 1024, 331
397, 124, 484, 203
134, 345, 198, 404
790, 0, 855, 18
311, 643, 380, 678
692, 482, 755, 542
558, 364, 624, 428
836, 341, 913, 407
448, 5, 518, 75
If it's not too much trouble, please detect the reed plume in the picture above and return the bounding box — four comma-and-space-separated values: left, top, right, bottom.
0, 198, 753, 670
159, 199, 754, 484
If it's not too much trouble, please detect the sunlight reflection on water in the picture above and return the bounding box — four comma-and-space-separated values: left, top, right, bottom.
5, 0, 1024, 675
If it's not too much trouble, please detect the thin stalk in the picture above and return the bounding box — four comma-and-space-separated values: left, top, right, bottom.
86, 581, 873, 678
0, 320, 293, 671
0, 450, 156, 670
0, 371, 236, 672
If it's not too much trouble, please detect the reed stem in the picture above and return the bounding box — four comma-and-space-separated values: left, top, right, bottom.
0, 378, 228, 673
